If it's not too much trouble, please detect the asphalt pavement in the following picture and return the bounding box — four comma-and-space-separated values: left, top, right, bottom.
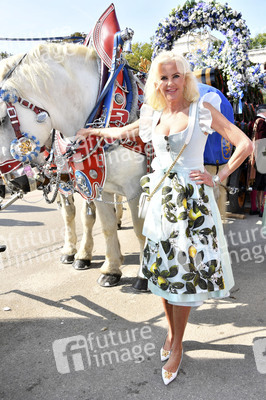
0, 190, 266, 400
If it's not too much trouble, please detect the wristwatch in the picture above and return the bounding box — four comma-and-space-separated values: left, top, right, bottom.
212, 175, 221, 187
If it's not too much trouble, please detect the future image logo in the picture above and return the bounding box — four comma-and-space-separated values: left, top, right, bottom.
52, 335, 91, 374
52, 326, 155, 374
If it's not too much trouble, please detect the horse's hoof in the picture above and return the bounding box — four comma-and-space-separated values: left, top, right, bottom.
117, 223, 122, 230
60, 254, 75, 264
97, 274, 121, 287
133, 277, 149, 292
73, 259, 91, 270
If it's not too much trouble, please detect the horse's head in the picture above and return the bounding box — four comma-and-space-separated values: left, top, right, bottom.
0, 43, 100, 196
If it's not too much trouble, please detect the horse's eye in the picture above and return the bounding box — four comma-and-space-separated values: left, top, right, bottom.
0, 116, 7, 126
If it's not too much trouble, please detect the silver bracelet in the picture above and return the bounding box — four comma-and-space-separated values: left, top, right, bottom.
212, 174, 221, 187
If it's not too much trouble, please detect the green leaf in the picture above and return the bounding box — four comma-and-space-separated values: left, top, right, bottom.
193, 200, 199, 214
203, 195, 209, 203
174, 182, 185, 193
162, 194, 173, 204
140, 176, 150, 187
189, 262, 197, 272
193, 216, 204, 229
176, 193, 186, 207
164, 202, 175, 210
188, 220, 194, 228
186, 184, 194, 198
172, 282, 184, 289
185, 282, 196, 294
162, 186, 172, 195
198, 278, 207, 290
198, 205, 209, 215
201, 270, 209, 279
199, 228, 212, 235
164, 211, 178, 223
216, 277, 225, 290
156, 257, 162, 267
142, 266, 152, 279
208, 265, 216, 276
178, 211, 188, 221
207, 280, 214, 292
169, 265, 178, 277
193, 272, 200, 286
182, 272, 195, 281
160, 270, 170, 278
161, 240, 171, 254
168, 248, 175, 260
158, 281, 169, 291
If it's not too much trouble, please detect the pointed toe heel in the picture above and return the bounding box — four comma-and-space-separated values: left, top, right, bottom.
161, 350, 183, 385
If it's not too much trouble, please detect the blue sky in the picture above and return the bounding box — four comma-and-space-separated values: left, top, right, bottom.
0, 0, 265, 54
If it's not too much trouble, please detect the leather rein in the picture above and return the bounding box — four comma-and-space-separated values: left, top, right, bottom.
0, 54, 49, 149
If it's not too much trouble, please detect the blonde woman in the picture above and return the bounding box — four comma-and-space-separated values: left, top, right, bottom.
77, 50, 253, 385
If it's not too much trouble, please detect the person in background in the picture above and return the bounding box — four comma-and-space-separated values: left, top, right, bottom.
248, 104, 266, 217
76, 49, 253, 386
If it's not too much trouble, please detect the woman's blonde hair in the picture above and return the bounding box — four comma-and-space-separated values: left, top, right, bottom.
144, 49, 199, 110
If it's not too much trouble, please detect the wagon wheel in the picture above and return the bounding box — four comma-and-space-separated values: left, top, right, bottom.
227, 165, 247, 213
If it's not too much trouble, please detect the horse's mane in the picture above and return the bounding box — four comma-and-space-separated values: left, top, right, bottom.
0, 43, 98, 95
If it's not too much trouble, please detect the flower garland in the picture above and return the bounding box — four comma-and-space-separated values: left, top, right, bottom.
152, 0, 265, 102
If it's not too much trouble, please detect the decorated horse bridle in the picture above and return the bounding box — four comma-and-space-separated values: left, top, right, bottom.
0, 54, 50, 166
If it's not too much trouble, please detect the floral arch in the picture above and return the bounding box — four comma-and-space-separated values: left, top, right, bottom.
152, 0, 265, 102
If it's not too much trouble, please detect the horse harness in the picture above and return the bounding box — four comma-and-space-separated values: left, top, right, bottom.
0, 6, 152, 205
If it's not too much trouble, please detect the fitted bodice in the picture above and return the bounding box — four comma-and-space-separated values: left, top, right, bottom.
151, 105, 208, 172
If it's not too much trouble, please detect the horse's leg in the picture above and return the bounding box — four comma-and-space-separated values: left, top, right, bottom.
127, 197, 148, 291
72, 200, 96, 270
115, 194, 123, 229
59, 194, 77, 264
95, 194, 123, 287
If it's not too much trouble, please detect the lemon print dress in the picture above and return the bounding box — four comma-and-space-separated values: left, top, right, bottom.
139, 93, 234, 306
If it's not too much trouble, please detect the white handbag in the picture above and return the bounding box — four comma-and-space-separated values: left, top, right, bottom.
138, 192, 150, 219
138, 101, 197, 219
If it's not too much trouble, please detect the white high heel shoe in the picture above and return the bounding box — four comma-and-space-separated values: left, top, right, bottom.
160, 347, 171, 362
162, 350, 183, 385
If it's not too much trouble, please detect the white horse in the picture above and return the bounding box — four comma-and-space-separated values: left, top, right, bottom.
0, 43, 146, 287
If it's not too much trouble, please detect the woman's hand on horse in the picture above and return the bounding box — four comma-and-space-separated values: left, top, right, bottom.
190, 169, 214, 187
76, 128, 94, 140
76, 119, 140, 141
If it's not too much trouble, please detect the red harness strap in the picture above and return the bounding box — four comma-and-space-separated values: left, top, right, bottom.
6, 102, 23, 140
6, 98, 48, 152
17, 97, 48, 116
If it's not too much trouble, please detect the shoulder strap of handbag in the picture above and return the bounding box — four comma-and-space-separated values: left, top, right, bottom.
148, 101, 198, 200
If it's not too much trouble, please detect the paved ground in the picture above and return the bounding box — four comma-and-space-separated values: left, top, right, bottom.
0, 190, 266, 400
